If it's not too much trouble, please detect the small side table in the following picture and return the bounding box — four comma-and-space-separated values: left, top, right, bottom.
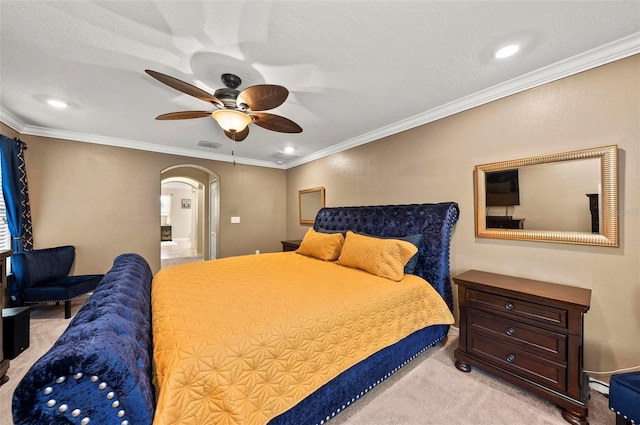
3, 306, 30, 360
281, 240, 302, 252
161, 225, 172, 242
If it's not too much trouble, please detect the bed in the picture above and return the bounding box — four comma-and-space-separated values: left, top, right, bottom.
152, 202, 459, 425
12, 202, 459, 425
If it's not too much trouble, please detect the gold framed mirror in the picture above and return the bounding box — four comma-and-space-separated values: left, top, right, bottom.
299, 187, 325, 224
474, 145, 618, 246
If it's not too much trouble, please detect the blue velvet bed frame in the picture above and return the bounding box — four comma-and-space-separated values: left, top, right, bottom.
270, 202, 459, 424
12, 202, 458, 425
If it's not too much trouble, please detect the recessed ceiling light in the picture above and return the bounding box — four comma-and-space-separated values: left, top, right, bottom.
494, 44, 519, 59
47, 99, 68, 108
283, 146, 295, 154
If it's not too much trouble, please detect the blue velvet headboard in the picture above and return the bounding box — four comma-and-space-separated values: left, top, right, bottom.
313, 202, 459, 310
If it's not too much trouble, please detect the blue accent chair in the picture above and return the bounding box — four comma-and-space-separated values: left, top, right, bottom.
11, 246, 103, 319
610, 372, 640, 425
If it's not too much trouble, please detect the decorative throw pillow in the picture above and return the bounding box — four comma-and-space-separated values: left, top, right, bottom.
338, 231, 418, 281
295, 228, 345, 261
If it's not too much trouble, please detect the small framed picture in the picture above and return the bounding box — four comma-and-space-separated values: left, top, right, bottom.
181, 199, 191, 209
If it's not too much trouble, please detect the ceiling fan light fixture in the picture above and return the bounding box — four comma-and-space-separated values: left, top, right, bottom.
211, 109, 252, 133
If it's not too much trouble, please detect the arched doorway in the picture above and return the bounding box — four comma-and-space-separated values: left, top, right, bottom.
160, 165, 220, 268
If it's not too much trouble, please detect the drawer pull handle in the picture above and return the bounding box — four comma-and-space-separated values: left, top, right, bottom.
506, 354, 516, 363
506, 327, 515, 336
505, 302, 514, 310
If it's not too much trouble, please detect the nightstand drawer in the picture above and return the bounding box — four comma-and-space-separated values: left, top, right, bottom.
467, 289, 567, 329
468, 308, 567, 362
468, 332, 567, 392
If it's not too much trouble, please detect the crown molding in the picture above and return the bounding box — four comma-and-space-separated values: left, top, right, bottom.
19, 125, 285, 169
2, 32, 638, 170
285, 31, 640, 169
0, 106, 26, 133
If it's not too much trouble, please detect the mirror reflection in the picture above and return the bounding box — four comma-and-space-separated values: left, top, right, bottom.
475, 145, 618, 246
485, 159, 601, 233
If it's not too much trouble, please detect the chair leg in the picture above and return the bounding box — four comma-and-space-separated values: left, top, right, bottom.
616, 414, 632, 425
64, 300, 71, 319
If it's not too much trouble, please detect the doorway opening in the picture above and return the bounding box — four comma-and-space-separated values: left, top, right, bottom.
160, 165, 220, 269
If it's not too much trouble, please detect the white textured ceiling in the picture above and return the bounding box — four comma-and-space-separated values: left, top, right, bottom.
1, 1, 639, 168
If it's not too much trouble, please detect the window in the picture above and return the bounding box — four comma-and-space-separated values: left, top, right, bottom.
0, 160, 10, 252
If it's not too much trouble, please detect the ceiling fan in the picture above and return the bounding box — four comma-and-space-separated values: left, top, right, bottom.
145, 70, 302, 142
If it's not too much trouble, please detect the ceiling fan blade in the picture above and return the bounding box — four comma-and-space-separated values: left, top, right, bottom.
155, 111, 212, 120
224, 126, 250, 142
145, 70, 224, 108
251, 113, 303, 133
239, 85, 289, 111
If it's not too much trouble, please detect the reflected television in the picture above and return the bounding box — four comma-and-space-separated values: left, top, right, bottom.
485, 169, 520, 206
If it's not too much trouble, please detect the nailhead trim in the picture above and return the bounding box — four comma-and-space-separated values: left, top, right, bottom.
40, 373, 129, 424
610, 407, 637, 424
314, 335, 445, 425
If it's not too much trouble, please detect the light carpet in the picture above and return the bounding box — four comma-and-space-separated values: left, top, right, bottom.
1, 297, 613, 425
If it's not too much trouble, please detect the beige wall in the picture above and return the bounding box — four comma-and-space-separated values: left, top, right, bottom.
286, 55, 640, 377
2, 55, 637, 378
0, 121, 286, 275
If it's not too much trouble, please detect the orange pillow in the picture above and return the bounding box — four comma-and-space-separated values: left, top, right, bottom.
295, 228, 345, 261
338, 231, 418, 281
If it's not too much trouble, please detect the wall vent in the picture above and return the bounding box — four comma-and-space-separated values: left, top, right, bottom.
197, 140, 223, 149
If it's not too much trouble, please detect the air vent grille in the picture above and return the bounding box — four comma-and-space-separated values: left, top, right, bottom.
197, 140, 223, 149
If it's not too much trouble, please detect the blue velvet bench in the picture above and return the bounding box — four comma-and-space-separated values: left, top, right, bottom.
12, 253, 156, 425
11, 246, 104, 318
610, 372, 640, 425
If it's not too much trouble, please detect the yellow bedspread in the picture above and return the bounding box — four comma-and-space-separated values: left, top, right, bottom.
152, 252, 454, 425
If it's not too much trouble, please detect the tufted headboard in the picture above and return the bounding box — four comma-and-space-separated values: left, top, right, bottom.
314, 202, 459, 311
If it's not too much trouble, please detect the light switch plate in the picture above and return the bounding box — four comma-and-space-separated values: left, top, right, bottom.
231, 216, 240, 223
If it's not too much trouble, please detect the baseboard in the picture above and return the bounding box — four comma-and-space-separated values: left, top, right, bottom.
589, 378, 610, 396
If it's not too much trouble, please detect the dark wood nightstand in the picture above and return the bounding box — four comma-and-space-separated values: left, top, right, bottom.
1, 249, 14, 386
281, 240, 302, 252
486, 216, 525, 229
453, 270, 591, 425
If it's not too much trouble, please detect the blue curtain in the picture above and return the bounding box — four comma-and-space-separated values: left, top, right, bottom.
0, 134, 33, 252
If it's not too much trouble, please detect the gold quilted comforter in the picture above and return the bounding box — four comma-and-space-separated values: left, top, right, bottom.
152, 252, 454, 425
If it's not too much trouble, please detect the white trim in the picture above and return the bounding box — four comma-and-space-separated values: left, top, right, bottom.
1, 32, 639, 170
18, 125, 285, 169
0, 107, 26, 133
589, 379, 610, 396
